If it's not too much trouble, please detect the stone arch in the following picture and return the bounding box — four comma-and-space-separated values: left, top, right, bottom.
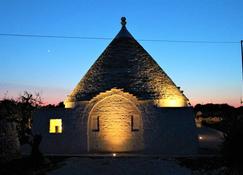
87, 89, 143, 153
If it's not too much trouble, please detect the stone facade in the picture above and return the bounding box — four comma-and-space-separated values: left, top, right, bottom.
33, 89, 198, 155
87, 89, 143, 152
32, 18, 198, 155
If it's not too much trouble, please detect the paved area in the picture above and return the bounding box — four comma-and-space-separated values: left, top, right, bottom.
48, 156, 225, 175
47, 157, 191, 175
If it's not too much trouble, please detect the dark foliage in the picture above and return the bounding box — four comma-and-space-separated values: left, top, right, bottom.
196, 104, 243, 173
0, 91, 64, 145
56, 102, 64, 108
0, 99, 19, 121
43, 101, 64, 109
0, 156, 66, 175
221, 114, 243, 167
0, 92, 41, 144
194, 103, 235, 119
43, 104, 56, 108
194, 103, 243, 173
17, 92, 42, 143
193, 103, 243, 133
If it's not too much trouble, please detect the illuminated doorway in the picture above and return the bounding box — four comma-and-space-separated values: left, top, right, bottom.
88, 94, 143, 153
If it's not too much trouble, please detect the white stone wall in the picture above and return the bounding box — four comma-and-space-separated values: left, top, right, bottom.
32, 107, 87, 154
33, 96, 198, 155
140, 102, 198, 155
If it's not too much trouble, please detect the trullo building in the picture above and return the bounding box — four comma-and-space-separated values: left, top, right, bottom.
33, 17, 198, 155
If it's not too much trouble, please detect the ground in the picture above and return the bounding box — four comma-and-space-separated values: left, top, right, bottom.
47, 156, 225, 175
0, 156, 228, 175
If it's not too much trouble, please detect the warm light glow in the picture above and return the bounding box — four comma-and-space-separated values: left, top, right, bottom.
64, 99, 75, 108
88, 91, 144, 152
99, 110, 133, 150
199, 136, 203, 140
167, 99, 178, 106
112, 153, 117, 157
158, 98, 186, 107
49, 119, 62, 133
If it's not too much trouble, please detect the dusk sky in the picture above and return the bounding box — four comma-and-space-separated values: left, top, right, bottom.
0, 0, 242, 107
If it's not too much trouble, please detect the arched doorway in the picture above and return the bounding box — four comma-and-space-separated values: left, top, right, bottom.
88, 93, 143, 153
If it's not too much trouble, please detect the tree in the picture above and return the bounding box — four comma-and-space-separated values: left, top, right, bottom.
0, 98, 18, 122
56, 101, 64, 108
221, 113, 243, 173
0, 91, 43, 144
17, 91, 43, 144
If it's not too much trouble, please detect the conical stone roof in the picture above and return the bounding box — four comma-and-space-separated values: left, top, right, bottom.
66, 17, 188, 106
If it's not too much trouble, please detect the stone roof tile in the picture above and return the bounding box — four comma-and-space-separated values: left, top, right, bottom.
67, 17, 188, 103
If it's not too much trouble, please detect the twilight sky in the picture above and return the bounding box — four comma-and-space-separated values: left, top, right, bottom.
0, 0, 242, 107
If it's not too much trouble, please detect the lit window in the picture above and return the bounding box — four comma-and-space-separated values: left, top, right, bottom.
49, 119, 62, 133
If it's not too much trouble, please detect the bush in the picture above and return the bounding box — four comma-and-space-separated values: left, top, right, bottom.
221, 114, 243, 167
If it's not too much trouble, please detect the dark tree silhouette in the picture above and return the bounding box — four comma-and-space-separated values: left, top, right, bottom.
0, 91, 42, 144
221, 114, 243, 174
56, 101, 64, 108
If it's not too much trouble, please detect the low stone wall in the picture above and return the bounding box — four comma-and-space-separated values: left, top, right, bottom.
32, 108, 87, 154
141, 105, 198, 155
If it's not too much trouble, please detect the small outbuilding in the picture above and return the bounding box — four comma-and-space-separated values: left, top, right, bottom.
33, 17, 198, 155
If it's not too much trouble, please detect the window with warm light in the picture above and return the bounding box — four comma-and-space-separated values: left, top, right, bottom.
49, 119, 62, 133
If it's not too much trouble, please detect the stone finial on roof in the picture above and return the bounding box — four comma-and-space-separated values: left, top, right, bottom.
121, 17, 126, 27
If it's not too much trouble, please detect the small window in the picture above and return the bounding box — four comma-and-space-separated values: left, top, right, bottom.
131, 115, 139, 132
92, 116, 100, 132
49, 119, 62, 133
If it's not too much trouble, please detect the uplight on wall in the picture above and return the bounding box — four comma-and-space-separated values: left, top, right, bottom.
49, 119, 62, 133
167, 99, 178, 107
157, 98, 186, 107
